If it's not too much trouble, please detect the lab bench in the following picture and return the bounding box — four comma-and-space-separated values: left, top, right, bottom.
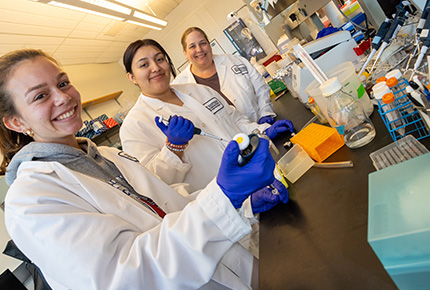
260, 92, 430, 289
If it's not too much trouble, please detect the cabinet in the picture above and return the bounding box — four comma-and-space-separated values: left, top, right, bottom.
81, 91, 123, 119
81, 91, 124, 147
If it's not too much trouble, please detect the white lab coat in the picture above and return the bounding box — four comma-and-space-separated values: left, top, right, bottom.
4, 146, 256, 290
172, 54, 275, 123
120, 83, 270, 193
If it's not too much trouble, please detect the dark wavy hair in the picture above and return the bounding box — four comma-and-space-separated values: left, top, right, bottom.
123, 39, 176, 78
0, 49, 60, 174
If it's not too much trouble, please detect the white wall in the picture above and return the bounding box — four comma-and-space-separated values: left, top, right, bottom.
144, 0, 278, 70
64, 62, 140, 120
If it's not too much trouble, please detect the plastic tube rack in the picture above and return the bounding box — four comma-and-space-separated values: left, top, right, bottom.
376, 78, 430, 141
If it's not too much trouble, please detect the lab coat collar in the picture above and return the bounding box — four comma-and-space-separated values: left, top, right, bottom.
138, 87, 200, 111
138, 92, 168, 111
212, 55, 227, 88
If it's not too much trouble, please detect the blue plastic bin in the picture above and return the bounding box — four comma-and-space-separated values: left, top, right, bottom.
368, 152, 430, 289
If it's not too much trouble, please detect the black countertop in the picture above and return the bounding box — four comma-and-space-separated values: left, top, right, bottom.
259, 92, 430, 290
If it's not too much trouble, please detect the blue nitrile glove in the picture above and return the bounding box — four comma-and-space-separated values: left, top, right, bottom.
258, 115, 276, 125
155, 115, 195, 145
217, 138, 275, 208
264, 119, 294, 139
251, 179, 289, 214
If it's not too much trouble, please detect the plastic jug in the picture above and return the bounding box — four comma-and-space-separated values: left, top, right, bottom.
305, 61, 374, 122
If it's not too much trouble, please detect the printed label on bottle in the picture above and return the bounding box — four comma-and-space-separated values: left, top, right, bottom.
335, 125, 345, 135
357, 83, 365, 99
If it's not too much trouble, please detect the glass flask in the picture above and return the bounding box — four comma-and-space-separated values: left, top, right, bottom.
320, 77, 376, 149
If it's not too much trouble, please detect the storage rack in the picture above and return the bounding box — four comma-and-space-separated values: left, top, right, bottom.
376, 78, 430, 142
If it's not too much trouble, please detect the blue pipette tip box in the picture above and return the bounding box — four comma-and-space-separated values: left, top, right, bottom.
368, 152, 430, 289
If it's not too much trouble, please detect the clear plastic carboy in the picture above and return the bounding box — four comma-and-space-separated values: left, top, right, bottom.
320, 77, 376, 149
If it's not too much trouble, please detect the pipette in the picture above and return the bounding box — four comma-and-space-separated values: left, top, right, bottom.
369, 2, 410, 74
158, 115, 227, 142
405, 0, 430, 71
357, 18, 391, 77
410, 1, 430, 77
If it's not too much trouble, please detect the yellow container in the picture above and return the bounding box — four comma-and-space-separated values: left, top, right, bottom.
290, 123, 345, 163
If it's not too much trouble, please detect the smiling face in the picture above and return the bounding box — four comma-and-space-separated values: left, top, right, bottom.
3, 56, 82, 146
127, 45, 171, 98
183, 30, 213, 69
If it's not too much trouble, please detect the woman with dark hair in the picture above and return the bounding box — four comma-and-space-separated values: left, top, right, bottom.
172, 27, 277, 124
120, 38, 294, 193
0, 48, 287, 289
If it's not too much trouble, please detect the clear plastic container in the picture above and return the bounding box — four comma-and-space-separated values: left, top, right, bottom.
320, 77, 376, 149
277, 144, 315, 183
369, 135, 429, 170
368, 152, 430, 289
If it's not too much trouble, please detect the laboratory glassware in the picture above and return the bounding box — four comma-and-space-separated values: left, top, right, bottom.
321, 77, 376, 149
307, 97, 328, 124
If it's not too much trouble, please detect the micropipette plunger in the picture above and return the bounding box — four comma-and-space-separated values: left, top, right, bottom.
158, 116, 227, 142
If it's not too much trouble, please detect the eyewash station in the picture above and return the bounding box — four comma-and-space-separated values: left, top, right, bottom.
251, 0, 430, 289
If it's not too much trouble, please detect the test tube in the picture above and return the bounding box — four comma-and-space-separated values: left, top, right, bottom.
385, 69, 413, 114
385, 69, 408, 93
382, 92, 406, 136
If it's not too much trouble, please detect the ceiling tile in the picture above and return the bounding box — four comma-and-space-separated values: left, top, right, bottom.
0, 22, 71, 38
0, 0, 181, 65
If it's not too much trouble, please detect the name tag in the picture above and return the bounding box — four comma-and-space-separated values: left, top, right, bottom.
231, 64, 248, 75
203, 97, 224, 114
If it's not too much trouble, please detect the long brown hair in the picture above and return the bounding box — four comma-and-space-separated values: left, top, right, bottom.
0, 49, 59, 174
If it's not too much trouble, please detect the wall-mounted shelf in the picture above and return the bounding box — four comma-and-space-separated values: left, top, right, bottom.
82, 91, 123, 119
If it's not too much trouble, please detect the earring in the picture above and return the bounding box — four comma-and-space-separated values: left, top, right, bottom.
23, 129, 34, 137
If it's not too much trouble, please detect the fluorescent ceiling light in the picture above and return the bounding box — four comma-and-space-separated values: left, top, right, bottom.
134, 11, 167, 26
49, 1, 124, 21
32, 0, 167, 30
79, 0, 131, 15
126, 20, 162, 30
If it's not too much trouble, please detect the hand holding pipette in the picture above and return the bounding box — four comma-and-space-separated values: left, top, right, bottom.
155, 115, 195, 145
156, 115, 227, 143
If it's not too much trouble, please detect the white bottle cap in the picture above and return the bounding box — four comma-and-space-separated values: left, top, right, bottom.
374, 87, 392, 100
372, 82, 389, 94
385, 69, 402, 80
320, 77, 342, 96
